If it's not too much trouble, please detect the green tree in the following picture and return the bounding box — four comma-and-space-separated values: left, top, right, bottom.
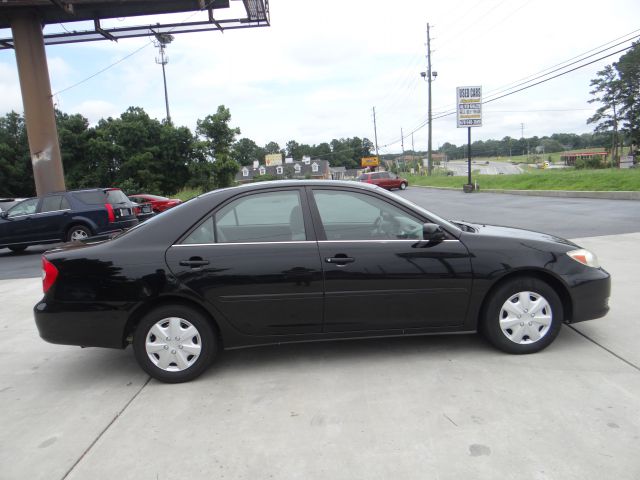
212, 154, 241, 188
196, 105, 241, 188
0, 111, 32, 196
196, 105, 241, 158
233, 138, 263, 166
615, 41, 640, 148
264, 141, 281, 154
587, 64, 621, 165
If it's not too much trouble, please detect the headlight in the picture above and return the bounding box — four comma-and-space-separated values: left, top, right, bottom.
567, 249, 600, 268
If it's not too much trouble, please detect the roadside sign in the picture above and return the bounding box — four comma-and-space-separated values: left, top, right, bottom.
361, 156, 379, 167
456, 86, 482, 128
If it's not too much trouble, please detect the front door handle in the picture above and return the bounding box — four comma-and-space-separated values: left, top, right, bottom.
179, 257, 210, 267
325, 256, 355, 265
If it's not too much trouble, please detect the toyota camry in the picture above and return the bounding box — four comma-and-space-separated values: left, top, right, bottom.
34, 181, 610, 383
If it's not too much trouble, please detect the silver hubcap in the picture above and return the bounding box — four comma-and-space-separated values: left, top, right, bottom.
145, 317, 202, 372
70, 229, 88, 241
499, 291, 552, 344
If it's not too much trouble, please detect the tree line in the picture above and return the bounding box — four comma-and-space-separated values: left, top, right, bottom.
0, 105, 374, 197
434, 131, 613, 161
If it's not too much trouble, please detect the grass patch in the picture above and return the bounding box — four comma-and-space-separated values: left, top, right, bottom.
173, 187, 204, 201
407, 168, 640, 191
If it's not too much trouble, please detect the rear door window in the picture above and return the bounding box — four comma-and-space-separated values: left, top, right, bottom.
40, 195, 65, 213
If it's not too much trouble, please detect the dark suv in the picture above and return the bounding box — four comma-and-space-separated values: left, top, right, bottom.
0, 188, 138, 253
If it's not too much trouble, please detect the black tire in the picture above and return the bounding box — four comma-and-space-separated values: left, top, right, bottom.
133, 305, 217, 383
67, 225, 92, 242
8, 245, 27, 253
399, 182, 407, 190
481, 277, 563, 354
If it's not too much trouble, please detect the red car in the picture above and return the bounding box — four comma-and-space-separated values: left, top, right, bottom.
129, 194, 181, 213
357, 171, 408, 190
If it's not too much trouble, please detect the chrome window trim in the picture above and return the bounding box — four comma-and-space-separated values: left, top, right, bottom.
318, 239, 460, 243
174, 241, 316, 247
174, 239, 460, 247
36, 208, 72, 215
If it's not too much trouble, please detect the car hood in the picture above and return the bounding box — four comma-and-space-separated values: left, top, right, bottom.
456, 221, 578, 248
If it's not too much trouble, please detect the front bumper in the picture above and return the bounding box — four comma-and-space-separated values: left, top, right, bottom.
567, 268, 611, 323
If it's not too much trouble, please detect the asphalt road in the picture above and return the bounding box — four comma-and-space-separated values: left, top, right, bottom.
1, 188, 639, 280
397, 187, 640, 239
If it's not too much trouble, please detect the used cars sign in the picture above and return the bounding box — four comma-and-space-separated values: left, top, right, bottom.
457, 86, 482, 128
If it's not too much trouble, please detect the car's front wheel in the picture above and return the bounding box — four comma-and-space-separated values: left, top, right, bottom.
481, 277, 563, 354
133, 305, 217, 383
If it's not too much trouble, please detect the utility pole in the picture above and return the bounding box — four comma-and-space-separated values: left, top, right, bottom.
426, 23, 433, 176
154, 33, 174, 124
372, 106, 380, 158
400, 128, 405, 173
420, 24, 436, 175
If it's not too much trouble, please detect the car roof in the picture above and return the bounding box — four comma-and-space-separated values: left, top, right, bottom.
199, 180, 380, 199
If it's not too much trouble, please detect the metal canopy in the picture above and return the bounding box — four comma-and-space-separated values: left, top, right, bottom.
0, 0, 270, 49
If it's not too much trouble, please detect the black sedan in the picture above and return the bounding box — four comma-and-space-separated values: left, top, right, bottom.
34, 181, 610, 383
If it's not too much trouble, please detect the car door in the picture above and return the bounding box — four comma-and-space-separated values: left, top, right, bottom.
165, 188, 325, 336
2, 198, 40, 244
308, 187, 473, 333
29, 194, 71, 241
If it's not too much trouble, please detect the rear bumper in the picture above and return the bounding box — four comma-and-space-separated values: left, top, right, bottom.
567, 268, 611, 323
34, 300, 129, 349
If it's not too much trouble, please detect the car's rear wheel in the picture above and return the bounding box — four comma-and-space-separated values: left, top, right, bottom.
481, 277, 563, 354
133, 305, 217, 383
67, 225, 92, 242
8, 245, 27, 253
399, 182, 407, 190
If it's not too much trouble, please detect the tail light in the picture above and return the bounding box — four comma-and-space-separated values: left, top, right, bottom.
105, 203, 115, 222
42, 257, 58, 293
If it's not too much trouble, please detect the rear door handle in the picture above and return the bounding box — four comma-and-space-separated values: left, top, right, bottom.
179, 257, 210, 267
325, 256, 355, 265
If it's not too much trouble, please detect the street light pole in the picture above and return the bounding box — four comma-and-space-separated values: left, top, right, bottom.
154, 33, 174, 124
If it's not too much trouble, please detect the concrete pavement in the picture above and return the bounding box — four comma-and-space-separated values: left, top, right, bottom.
0, 233, 639, 479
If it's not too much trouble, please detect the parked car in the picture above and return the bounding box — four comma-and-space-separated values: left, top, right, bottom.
34, 180, 610, 383
358, 171, 408, 190
129, 194, 181, 213
128, 199, 155, 223
0, 188, 138, 253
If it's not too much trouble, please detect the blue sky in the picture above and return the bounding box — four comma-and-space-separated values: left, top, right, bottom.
1, 0, 640, 154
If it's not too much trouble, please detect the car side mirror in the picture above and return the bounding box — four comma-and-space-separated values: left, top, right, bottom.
0, 211, 7, 219
423, 223, 445, 242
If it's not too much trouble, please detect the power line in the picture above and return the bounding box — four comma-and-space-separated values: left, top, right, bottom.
385, 30, 640, 146
51, 4, 219, 97
52, 40, 153, 96
378, 44, 634, 149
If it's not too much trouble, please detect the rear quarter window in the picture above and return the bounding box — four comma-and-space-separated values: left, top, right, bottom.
73, 191, 106, 204
105, 189, 130, 205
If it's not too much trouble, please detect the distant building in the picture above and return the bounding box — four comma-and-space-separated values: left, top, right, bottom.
560, 151, 607, 166
236, 159, 331, 183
